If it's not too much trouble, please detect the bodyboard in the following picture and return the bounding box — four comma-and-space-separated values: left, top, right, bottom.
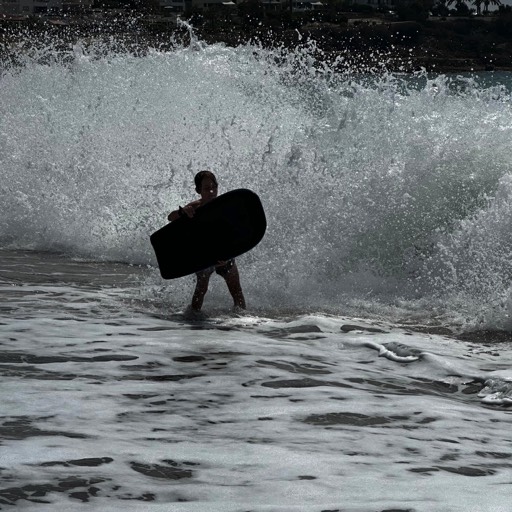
150, 188, 266, 279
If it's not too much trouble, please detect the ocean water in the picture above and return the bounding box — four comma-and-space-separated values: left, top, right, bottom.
1, 32, 512, 510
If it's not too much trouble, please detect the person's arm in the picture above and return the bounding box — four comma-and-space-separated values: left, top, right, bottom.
167, 208, 182, 222
167, 202, 197, 222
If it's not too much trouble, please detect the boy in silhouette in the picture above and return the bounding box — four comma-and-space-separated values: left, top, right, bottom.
168, 171, 246, 312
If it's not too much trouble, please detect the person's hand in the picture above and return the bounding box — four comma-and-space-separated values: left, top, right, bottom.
181, 205, 195, 218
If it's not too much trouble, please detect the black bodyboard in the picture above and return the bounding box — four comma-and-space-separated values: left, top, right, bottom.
150, 188, 266, 279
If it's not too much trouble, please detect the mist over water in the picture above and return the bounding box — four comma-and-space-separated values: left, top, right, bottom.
2, 35, 512, 331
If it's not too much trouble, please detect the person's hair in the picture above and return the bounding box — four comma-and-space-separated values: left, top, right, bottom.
194, 171, 218, 193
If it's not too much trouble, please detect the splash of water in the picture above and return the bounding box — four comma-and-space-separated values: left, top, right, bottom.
1, 35, 512, 330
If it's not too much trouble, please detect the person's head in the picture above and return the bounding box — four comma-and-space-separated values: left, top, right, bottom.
194, 171, 218, 201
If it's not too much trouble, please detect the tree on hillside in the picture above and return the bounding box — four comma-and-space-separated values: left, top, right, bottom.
446, 0, 471, 14
470, 0, 501, 14
396, 0, 434, 21
432, 0, 450, 16
482, 0, 501, 13
471, 0, 483, 15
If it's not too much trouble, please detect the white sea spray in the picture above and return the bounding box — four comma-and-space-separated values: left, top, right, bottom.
1, 36, 512, 331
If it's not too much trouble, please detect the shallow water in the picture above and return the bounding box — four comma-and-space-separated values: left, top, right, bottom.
1, 250, 512, 511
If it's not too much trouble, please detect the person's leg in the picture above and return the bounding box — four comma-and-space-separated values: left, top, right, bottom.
191, 271, 211, 311
222, 263, 246, 309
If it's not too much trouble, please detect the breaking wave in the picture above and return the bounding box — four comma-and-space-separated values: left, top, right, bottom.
1, 32, 512, 330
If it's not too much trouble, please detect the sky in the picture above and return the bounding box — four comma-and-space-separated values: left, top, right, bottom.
492, 0, 512, 8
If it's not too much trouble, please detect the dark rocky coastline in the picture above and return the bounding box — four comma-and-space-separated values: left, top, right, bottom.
1, 10, 511, 73
196, 14, 512, 73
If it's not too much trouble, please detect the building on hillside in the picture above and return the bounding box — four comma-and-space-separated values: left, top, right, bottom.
292, 0, 324, 10
161, 0, 238, 11
346, 0, 398, 6
61, 0, 93, 12
161, 0, 185, 11
1, 0, 58, 14
0, 0, 93, 15
160, 0, 327, 12
260, 0, 282, 10
0, 0, 401, 15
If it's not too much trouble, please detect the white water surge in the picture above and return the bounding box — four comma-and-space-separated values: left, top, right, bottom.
2, 37, 512, 331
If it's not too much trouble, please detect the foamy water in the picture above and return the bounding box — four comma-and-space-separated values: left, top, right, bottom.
1, 33, 512, 510
1, 250, 512, 511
